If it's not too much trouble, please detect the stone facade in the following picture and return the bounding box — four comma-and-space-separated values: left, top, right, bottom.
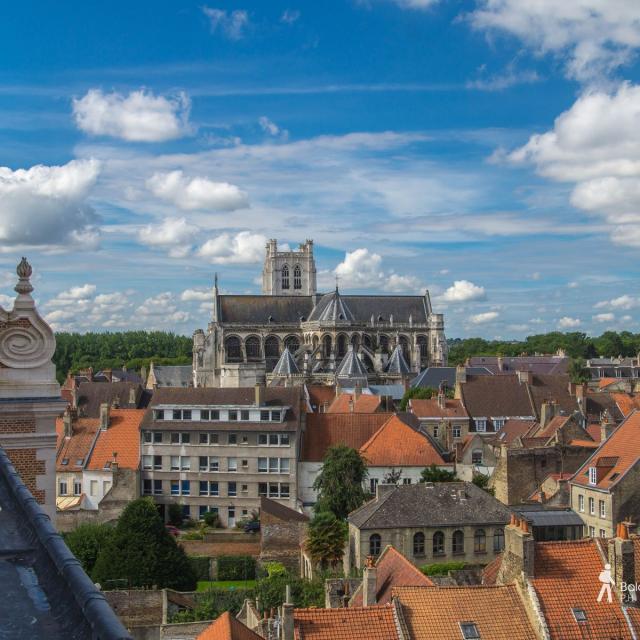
262, 239, 317, 296
0, 259, 63, 518
259, 498, 308, 574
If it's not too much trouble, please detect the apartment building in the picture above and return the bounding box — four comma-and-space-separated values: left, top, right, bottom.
140, 385, 304, 526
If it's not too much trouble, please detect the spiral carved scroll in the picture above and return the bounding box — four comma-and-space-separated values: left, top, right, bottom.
0, 317, 55, 369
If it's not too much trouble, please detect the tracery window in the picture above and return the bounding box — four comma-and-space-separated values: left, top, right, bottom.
282, 265, 290, 289
293, 265, 302, 290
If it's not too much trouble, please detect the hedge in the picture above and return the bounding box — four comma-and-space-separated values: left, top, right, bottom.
420, 561, 466, 576
217, 555, 256, 581
189, 556, 211, 581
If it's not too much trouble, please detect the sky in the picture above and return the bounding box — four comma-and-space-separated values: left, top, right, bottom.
1, 0, 640, 339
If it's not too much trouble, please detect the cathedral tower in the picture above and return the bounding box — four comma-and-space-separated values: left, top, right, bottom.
262, 239, 317, 296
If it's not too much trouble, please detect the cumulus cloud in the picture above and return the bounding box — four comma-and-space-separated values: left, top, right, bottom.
147, 170, 249, 211
136, 292, 190, 325
181, 288, 212, 302
0, 293, 14, 308
138, 217, 199, 258
469, 1, 640, 82
202, 7, 249, 40
49, 284, 97, 303
594, 294, 640, 310
441, 280, 486, 302
73, 89, 191, 142
259, 116, 288, 139
558, 316, 581, 328
0, 159, 99, 249
593, 313, 615, 322
469, 311, 499, 324
198, 231, 267, 264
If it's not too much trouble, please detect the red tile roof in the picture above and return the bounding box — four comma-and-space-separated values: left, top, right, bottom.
197, 612, 263, 640
359, 414, 446, 467
612, 393, 640, 418
599, 378, 618, 389
55, 417, 100, 472
491, 419, 538, 446
532, 539, 634, 639
293, 605, 400, 640
586, 423, 603, 442
409, 397, 468, 418
535, 415, 571, 439
393, 585, 538, 640
306, 385, 337, 412
571, 410, 640, 490
86, 409, 145, 471
300, 413, 392, 462
327, 393, 382, 414
349, 545, 433, 606
481, 553, 502, 586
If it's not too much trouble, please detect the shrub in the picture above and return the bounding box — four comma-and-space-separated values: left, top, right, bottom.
63, 522, 114, 575
420, 561, 467, 576
203, 511, 221, 528
167, 503, 184, 527
189, 556, 211, 582
217, 555, 257, 581
170, 587, 251, 622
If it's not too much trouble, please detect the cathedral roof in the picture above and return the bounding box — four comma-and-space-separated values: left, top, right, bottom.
272, 346, 300, 376
307, 288, 356, 324
386, 344, 411, 375
336, 346, 368, 381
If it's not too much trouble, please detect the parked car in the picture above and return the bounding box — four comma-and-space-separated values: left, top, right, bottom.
244, 521, 260, 533
165, 524, 180, 537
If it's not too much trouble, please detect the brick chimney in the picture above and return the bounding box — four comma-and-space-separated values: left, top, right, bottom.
600, 409, 616, 443
517, 369, 533, 385
540, 401, 556, 428
498, 514, 535, 584
255, 383, 264, 407
454, 365, 466, 399
362, 555, 377, 606
128, 386, 137, 406
63, 408, 73, 438
281, 584, 294, 640
100, 402, 110, 431
609, 522, 637, 604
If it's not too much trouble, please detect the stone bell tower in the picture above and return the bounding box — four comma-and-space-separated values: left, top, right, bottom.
262, 239, 317, 296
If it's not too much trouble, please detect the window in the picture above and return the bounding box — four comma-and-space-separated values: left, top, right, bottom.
143, 455, 153, 470
199, 456, 208, 471
246, 337, 261, 362
413, 532, 425, 556
259, 483, 268, 497
281, 433, 290, 445
578, 494, 584, 513
143, 431, 152, 443
241, 484, 248, 493
589, 497, 595, 515
171, 481, 179, 496
59, 481, 68, 496
153, 455, 162, 470
433, 425, 439, 439
225, 337, 242, 363
452, 530, 464, 555
170, 432, 190, 445
474, 529, 486, 553
258, 458, 268, 473
475, 419, 487, 432
228, 457, 237, 472
282, 264, 290, 289
153, 432, 163, 444
241, 459, 248, 469
589, 526, 596, 537
143, 479, 152, 495
280, 458, 290, 473
259, 433, 268, 445
472, 450, 483, 465
182, 505, 190, 519
199, 480, 208, 496
172, 409, 191, 421
228, 482, 237, 497
369, 533, 381, 556
269, 483, 280, 497
572, 608, 587, 623
199, 433, 209, 444
241, 410, 250, 421
181, 456, 191, 471
459, 622, 481, 640
293, 265, 302, 290
599, 500, 606, 518
210, 482, 219, 496
271, 410, 281, 422
73, 480, 82, 496
589, 467, 597, 485
370, 478, 379, 493
181, 480, 190, 496
269, 433, 279, 446
170, 455, 180, 471
228, 433, 237, 444
453, 426, 461, 439
494, 418, 505, 430
493, 529, 505, 552
403, 478, 412, 485
600, 529, 607, 537
209, 457, 219, 472
269, 458, 279, 473
153, 479, 162, 495
154, 410, 164, 421
433, 531, 445, 555
280, 483, 290, 498
260, 411, 270, 422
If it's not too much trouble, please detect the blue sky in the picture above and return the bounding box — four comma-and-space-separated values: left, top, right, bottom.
1, 0, 639, 339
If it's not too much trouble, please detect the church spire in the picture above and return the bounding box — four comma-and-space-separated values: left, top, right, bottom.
211, 273, 219, 323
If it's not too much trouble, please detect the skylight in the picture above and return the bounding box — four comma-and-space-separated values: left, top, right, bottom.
572, 608, 587, 623
459, 622, 481, 639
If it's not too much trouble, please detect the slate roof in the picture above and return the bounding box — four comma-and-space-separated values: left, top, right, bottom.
149, 365, 193, 388
335, 346, 368, 381
219, 295, 314, 324
75, 381, 149, 417
307, 289, 356, 323
272, 346, 300, 376
409, 397, 468, 419
327, 393, 382, 413
411, 366, 492, 389
197, 611, 263, 640
349, 545, 433, 606
467, 355, 570, 375
86, 409, 145, 471
385, 344, 411, 374
359, 414, 447, 467
393, 584, 538, 640
293, 605, 401, 640
514, 507, 584, 527
300, 413, 392, 462
348, 481, 511, 529
0, 447, 131, 640
459, 375, 535, 418
527, 374, 579, 418
260, 496, 308, 522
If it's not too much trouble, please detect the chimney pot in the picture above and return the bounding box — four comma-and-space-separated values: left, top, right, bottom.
100, 403, 110, 430
362, 560, 378, 607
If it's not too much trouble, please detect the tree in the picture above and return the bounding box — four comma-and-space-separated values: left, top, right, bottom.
472, 472, 494, 495
313, 445, 368, 520
92, 498, 196, 590
568, 357, 590, 384
167, 503, 184, 527
382, 468, 403, 485
305, 512, 348, 570
399, 386, 436, 411
420, 464, 458, 483
63, 522, 114, 575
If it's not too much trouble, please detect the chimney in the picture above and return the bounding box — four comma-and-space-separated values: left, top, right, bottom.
128, 386, 137, 406
600, 410, 615, 443
609, 522, 637, 604
100, 403, 110, 430
437, 388, 446, 410
71, 387, 78, 410
497, 356, 504, 372
348, 397, 354, 413
140, 365, 147, 384
354, 382, 362, 400
111, 452, 119, 475
103, 368, 112, 382
375, 483, 396, 501
255, 383, 265, 407
362, 555, 377, 606
517, 369, 532, 385
540, 401, 556, 428
63, 409, 73, 438
575, 383, 587, 400
281, 584, 294, 640
499, 515, 535, 583
454, 365, 466, 399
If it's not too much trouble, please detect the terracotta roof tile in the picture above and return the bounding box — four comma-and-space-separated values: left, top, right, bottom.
293, 604, 400, 640
350, 545, 433, 606
300, 413, 392, 462
197, 612, 263, 640
393, 584, 538, 640
599, 378, 618, 389
481, 553, 502, 585
586, 423, 603, 442
535, 415, 571, 439
409, 398, 468, 418
571, 411, 640, 490
55, 417, 100, 472
86, 409, 145, 471
306, 385, 336, 412
359, 414, 446, 467
491, 419, 538, 446
460, 375, 534, 419
612, 393, 640, 418
327, 393, 382, 414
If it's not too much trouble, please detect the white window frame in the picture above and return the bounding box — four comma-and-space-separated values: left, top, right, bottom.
589, 467, 597, 486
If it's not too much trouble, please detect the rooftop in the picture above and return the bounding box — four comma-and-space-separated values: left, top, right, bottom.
327, 393, 382, 414
409, 397, 468, 419
86, 409, 145, 471
196, 611, 262, 640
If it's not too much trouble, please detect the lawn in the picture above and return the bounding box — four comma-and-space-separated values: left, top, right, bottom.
196, 580, 257, 591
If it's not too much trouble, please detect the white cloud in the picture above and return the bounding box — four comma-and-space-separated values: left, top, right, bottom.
56, 284, 97, 301
198, 231, 267, 264
594, 294, 640, 310
138, 217, 199, 258
385, 272, 422, 292
469, 1, 640, 82
136, 292, 190, 325
147, 170, 249, 211
441, 280, 486, 302
0, 159, 99, 248
466, 68, 540, 91
280, 9, 300, 24
202, 7, 249, 40
258, 116, 288, 139
593, 313, 615, 322
181, 288, 212, 302
389, 0, 440, 9
558, 316, 581, 328
469, 311, 499, 324
0, 293, 14, 308
73, 89, 191, 142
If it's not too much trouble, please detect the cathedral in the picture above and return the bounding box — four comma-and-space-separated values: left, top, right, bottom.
193, 239, 447, 388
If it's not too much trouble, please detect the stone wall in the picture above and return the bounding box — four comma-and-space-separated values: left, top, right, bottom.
259, 510, 307, 574
180, 539, 261, 558
7, 447, 46, 503
105, 590, 165, 628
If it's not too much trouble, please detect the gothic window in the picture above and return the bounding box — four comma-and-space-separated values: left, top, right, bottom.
337, 334, 348, 358
282, 265, 290, 290
225, 336, 242, 363
474, 529, 486, 553
413, 532, 425, 556
433, 531, 445, 555
285, 335, 300, 354
293, 265, 302, 290
245, 336, 261, 361
417, 335, 428, 359
322, 335, 332, 358
369, 533, 381, 557
351, 334, 360, 349
265, 336, 280, 358
379, 334, 389, 354
363, 334, 373, 349
452, 530, 464, 554
399, 335, 410, 363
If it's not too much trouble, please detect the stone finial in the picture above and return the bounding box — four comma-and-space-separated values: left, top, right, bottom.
15, 257, 34, 295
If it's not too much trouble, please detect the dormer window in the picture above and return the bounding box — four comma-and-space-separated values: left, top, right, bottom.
589, 467, 597, 485
475, 419, 487, 432
459, 622, 481, 639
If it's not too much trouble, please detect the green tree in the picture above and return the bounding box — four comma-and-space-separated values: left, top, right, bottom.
313, 445, 368, 519
167, 503, 184, 527
92, 498, 196, 590
382, 468, 403, 485
568, 357, 590, 384
420, 464, 458, 483
399, 386, 436, 411
305, 512, 348, 570
471, 472, 494, 495
63, 522, 114, 575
